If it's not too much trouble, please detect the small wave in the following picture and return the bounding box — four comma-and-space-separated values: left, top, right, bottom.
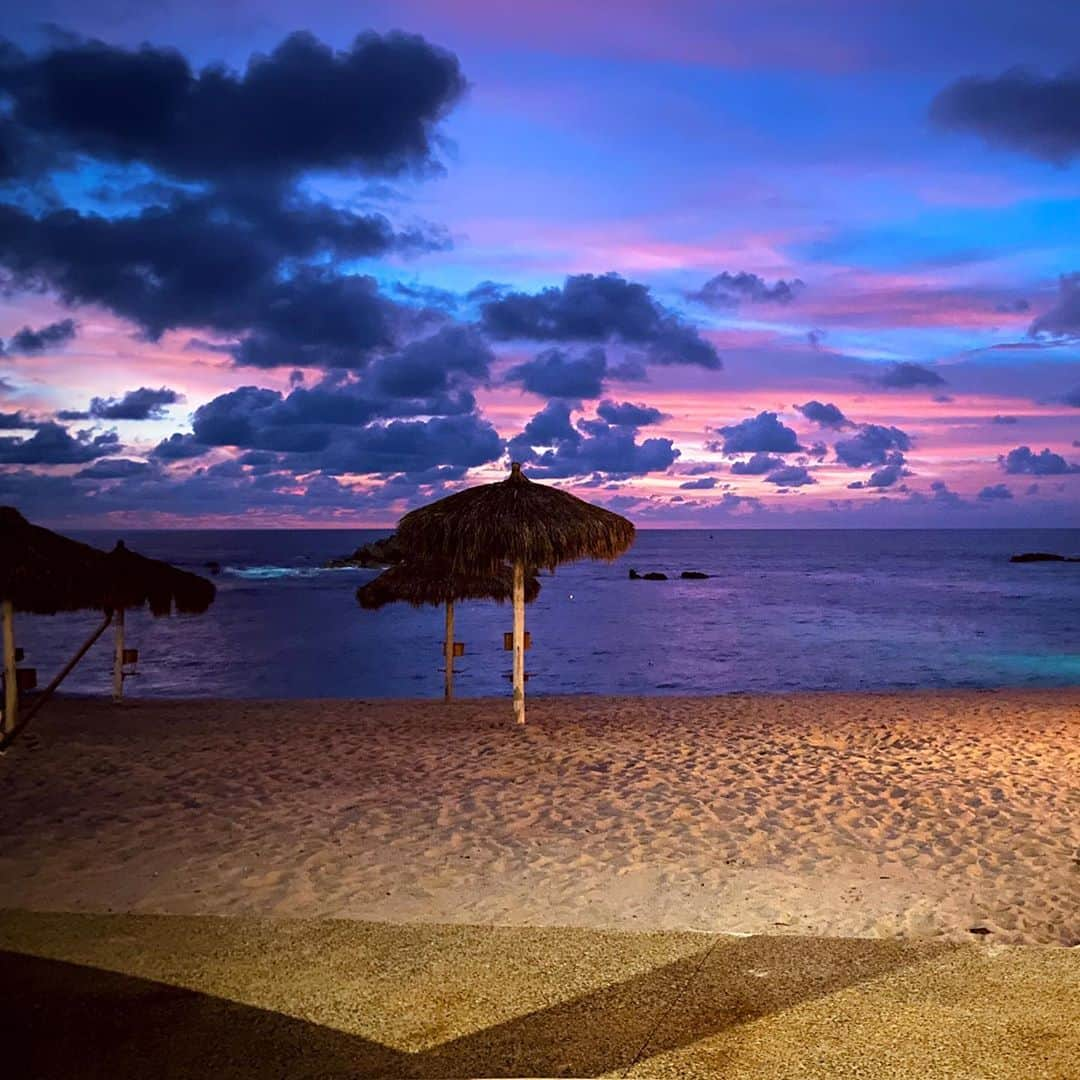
225, 565, 366, 581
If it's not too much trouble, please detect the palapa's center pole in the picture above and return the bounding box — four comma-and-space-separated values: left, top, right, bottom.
2, 599, 16, 737
444, 599, 455, 702
112, 607, 125, 703
512, 560, 526, 725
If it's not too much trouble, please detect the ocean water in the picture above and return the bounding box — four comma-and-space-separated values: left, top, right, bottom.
13, 528, 1080, 699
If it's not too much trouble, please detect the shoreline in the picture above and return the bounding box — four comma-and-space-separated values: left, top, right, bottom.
2, 690, 1078, 948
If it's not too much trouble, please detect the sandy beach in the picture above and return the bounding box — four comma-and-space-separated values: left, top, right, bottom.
1, 691, 1077, 947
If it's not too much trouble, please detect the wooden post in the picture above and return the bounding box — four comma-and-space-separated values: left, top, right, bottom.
112, 607, 125, 702
443, 599, 455, 701
512, 560, 526, 725
2, 600, 16, 737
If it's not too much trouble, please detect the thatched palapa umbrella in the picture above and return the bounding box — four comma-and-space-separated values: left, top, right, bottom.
358, 562, 540, 700
101, 541, 216, 701
0, 507, 112, 741
395, 463, 635, 723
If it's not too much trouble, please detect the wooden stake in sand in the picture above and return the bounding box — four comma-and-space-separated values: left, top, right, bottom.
444, 599, 455, 701
2, 599, 16, 737
112, 607, 125, 703
512, 561, 525, 725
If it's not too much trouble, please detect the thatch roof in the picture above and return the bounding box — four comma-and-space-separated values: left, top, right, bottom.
0, 506, 111, 615
395, 463, 635, 573
357, 562, 540, 610
102, 541, 216, 616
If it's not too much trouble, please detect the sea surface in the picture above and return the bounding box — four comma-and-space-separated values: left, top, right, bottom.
15, 528, 1080, 699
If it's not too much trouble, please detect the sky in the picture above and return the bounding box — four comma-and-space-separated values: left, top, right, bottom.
1, 1, 1079, 528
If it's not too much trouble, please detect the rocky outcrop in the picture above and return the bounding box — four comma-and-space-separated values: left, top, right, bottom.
1010, 552, 1080, 563
680, 571, 709, 579
326, 534, 405, 569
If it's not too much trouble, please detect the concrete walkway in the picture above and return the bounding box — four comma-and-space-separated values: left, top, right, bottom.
1, 910, 1076, 1078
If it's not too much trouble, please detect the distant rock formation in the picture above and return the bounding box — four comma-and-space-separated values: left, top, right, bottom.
326, 534, 405, 569
628, 568, 669, 580
680, 571, 709, 579
204, 560, 221, 575
1010, 552, 1080, 563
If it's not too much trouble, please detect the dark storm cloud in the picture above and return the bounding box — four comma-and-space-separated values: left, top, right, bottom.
1, 318, 77, 356
1029, 273, 1080, 338
860, 361, 946, 390
794, 400, 851, 429
709, 411, 802, 454
687, 271, 804, 309
763, 465, 815, 486
679, 476, 718, 489
931, 68, 1080, 163
480, 273, 721, 370
509, 401, 677, 480
834, 424, 911, 467
150, 432, 208, 460
0, 30, 465, 366
86, 386, 182, 420
999, 445, 1080, 475
594, 399, 666, 427
978, 483, 1013, 500
0, 421, 118, 463
0, 30, 465, 182
504, 347, 609, 399
729, 452, 786, 475
363, 325, 492, 398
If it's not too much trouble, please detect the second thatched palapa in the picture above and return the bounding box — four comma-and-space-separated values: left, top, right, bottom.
358, 561, 540, 700
395, 463, 634, 722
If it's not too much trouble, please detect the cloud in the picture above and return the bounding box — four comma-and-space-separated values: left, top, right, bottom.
0, 421, 118, 463
847, 451, 908, 489
834, 424, 911, 467
0, 30, 465, 184
150, 432, 209, 461
87, 386, 183, 420
709, 411, 801, 454
510, 401, 677, 480
75, 457, 153, 479
1065, 387, 1080, 407
504, 346, 608, 399
1029, 273, 1080, 338
764, 465, 815, 486
931, 68, 1080, 164
679, 476, 718, 489
730, 452, 786, 475
595, 399, 666, 427
978, 483, 1013, 500
0, 31, 465, 365
999, 445, 1080, 475
794, 400, 851, 429
687, 271, 804, 309
480, 273, 721, 370
0, 410, 43, 430
1, 318, 77, 356
860, 361, 946, 390
992, 414, 1019, 424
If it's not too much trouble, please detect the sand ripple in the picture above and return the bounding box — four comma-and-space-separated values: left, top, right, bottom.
1, 691, 1077, 946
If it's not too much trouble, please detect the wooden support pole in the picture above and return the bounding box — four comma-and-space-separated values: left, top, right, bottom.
443, 599, 455, 701
2, 600, 16, 738
112, 607, 125, 702
512, 560, 526, 725
4, 611, 112, 751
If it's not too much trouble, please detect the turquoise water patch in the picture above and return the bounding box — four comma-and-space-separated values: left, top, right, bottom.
985, 652, 1080, 681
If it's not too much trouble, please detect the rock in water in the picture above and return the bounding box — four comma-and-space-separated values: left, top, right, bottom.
642, 571, 668, 581
680, 571, 709, 579
326, 534, 405, 568
1010, 552, 1079, 563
